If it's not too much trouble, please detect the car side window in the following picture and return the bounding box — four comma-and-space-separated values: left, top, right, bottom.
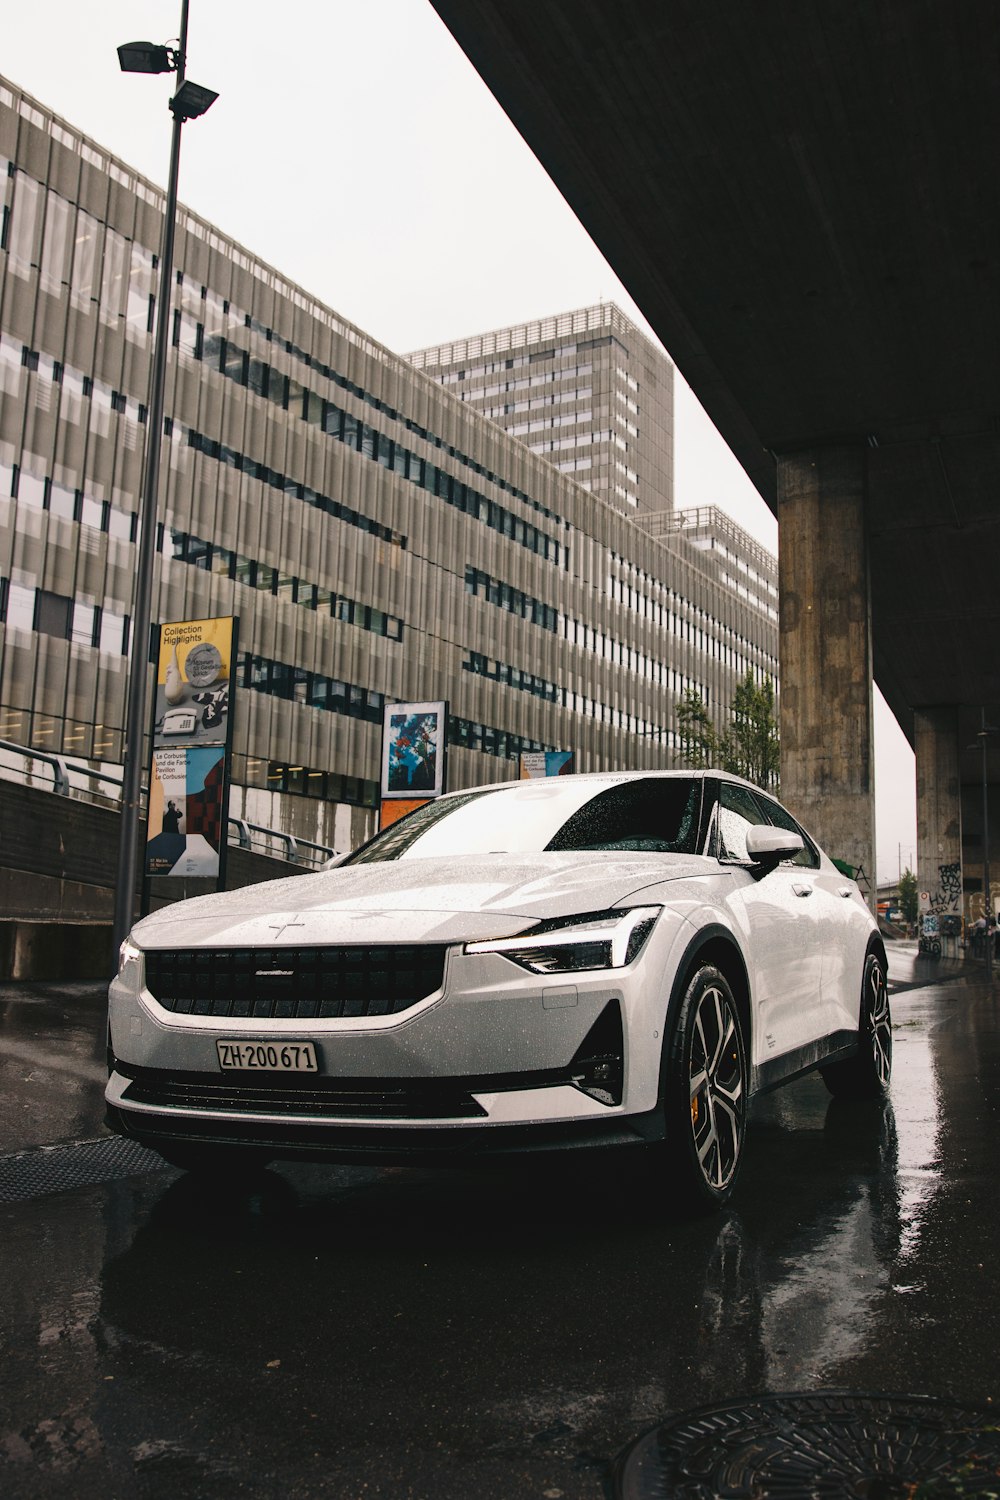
716, 783, 771, 862
759, 797, 821, 869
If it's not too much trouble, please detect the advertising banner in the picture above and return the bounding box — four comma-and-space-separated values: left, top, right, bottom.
146, 745, 228, 877
379, 701, 448, 830
145, 616, 238, 885
381, 701, 448, 799
520, 751, 574, 778
153, 616, 234, 751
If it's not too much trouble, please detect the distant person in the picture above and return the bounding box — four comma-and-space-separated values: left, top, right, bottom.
162, 799, 182, 836
972, 914, 987, 958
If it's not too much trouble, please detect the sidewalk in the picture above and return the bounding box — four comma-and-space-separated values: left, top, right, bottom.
0, 979, 108, 1155
883, 938, 974, 993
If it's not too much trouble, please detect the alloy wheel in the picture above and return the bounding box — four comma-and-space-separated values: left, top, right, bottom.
866, 958, 892, 1087
688, 983, 745, 1192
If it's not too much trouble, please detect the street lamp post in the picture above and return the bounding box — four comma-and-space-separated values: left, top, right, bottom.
980, 710, 994, 987
111, 1, 217, 957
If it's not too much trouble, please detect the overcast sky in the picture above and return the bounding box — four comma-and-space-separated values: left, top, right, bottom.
2, 0, 916, 879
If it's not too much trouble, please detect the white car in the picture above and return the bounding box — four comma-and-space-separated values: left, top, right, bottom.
106, 771, 890, 1207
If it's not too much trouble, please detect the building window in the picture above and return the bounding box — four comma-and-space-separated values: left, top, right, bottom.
7, 173, 40, 275
70, 209, 101, 308
108, 509, 136, 542
99, 610, 129, 655
48, 481, 77, 520
39, 190, 72, 295
16, 469, 45, 510
1, 581, 34, 631
34, 588, 73, 640
71, 601, 98, 647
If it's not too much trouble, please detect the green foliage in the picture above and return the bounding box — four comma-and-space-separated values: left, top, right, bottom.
727, 672, 781, 792
675, 685, 723, 769
675, 671, 780, 793
898, 867, 920, 925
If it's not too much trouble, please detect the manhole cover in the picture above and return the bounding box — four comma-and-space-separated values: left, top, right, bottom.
0, 1136, 168, 1204
615, 1392, 1000, 1498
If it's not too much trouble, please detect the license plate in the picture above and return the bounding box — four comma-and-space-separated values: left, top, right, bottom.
216, 1040, 318, 1072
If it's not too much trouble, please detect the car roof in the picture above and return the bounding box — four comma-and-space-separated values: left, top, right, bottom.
436, 769, 771, 799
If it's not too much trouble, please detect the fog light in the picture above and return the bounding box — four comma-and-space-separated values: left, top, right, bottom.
575, 1053, 624, 1106
569, 1000, 624, 1106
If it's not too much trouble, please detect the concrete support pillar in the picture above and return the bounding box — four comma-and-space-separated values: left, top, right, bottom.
777, 446, 875, 899
914, 708, 962, 916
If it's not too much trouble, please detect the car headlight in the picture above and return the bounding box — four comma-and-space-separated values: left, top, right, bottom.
465, 906, 661, 974
117, 937, 144, 988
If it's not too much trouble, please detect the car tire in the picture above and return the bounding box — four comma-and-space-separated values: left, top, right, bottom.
820, 951, 892, 1099
153, 1142, 272, 1176
662, 964, 748, 1210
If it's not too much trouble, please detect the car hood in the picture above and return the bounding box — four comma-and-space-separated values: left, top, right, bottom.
130, 852, 717, 949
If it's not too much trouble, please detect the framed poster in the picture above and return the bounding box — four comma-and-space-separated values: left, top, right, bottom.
145, 616, 238, 889
519, 751, 574, 778
146, 745, 228, 877
153, 616, 234, 751
380, 701, 448, 799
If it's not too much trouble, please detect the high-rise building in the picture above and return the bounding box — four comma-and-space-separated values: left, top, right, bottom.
0, 77, 776, 859
409, 303, 674, 516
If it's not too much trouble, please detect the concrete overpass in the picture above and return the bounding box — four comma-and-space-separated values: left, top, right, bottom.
431, 0, 1000, 917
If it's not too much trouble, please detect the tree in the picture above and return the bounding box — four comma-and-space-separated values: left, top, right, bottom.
674, 671, 780, 793
727, 671, 781, 792
898, 867, 919, 926
676, 685, 724, 768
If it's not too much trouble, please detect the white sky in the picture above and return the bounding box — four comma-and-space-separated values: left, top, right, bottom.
2, 0, 916, 880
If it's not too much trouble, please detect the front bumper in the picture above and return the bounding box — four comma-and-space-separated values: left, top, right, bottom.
106, 924, 682, 1161
105, 1083, 665, 1165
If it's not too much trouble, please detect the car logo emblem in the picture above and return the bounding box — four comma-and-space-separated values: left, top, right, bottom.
267, 916, 305, 940
255, 969, 293, 977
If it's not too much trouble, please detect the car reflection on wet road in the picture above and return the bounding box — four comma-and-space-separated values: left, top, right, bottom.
1, 948, 997, 1499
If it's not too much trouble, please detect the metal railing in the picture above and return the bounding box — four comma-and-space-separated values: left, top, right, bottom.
0, 738, 336, 869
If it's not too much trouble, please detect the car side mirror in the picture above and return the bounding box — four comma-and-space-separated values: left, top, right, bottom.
745, 826, 804, 867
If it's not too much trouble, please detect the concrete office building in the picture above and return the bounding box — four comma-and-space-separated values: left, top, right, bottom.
0, 77, 777, 857
633, 506, 778, 626
409, 303, 674, 517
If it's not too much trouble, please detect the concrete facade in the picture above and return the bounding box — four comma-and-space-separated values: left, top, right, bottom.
914, 708, 962, 917
634, 506, 778, 628
777, 447, 875, 896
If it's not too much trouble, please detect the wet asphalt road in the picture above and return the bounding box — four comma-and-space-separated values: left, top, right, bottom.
1, 945, 998, 1499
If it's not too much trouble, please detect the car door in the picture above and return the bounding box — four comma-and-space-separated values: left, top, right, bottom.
752, 792, 863, 1035
715, 782, 826, 1061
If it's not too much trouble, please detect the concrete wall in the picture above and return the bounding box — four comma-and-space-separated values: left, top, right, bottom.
0, 780, 307, 980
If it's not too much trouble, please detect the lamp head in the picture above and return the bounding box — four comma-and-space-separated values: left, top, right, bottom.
169, 79, 219, 121
117, 41, 176, 75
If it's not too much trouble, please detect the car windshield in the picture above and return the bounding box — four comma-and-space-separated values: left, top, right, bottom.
345, 776, 703, 862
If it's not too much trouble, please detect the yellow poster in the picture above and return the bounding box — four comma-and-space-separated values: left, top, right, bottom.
153, 616, 234, 750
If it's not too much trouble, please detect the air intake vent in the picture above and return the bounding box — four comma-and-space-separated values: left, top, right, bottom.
143, 945, 447, 1020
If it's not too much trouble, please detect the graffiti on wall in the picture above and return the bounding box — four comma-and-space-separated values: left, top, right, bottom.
928, 861, 962, 915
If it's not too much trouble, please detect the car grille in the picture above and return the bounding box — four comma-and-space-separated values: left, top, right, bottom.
143, 945, 448, 1020
119, 1069, 489, 1119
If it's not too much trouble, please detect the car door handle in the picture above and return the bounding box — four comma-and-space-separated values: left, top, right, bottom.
838, 887, 854, 898
792, 882, 813, 897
